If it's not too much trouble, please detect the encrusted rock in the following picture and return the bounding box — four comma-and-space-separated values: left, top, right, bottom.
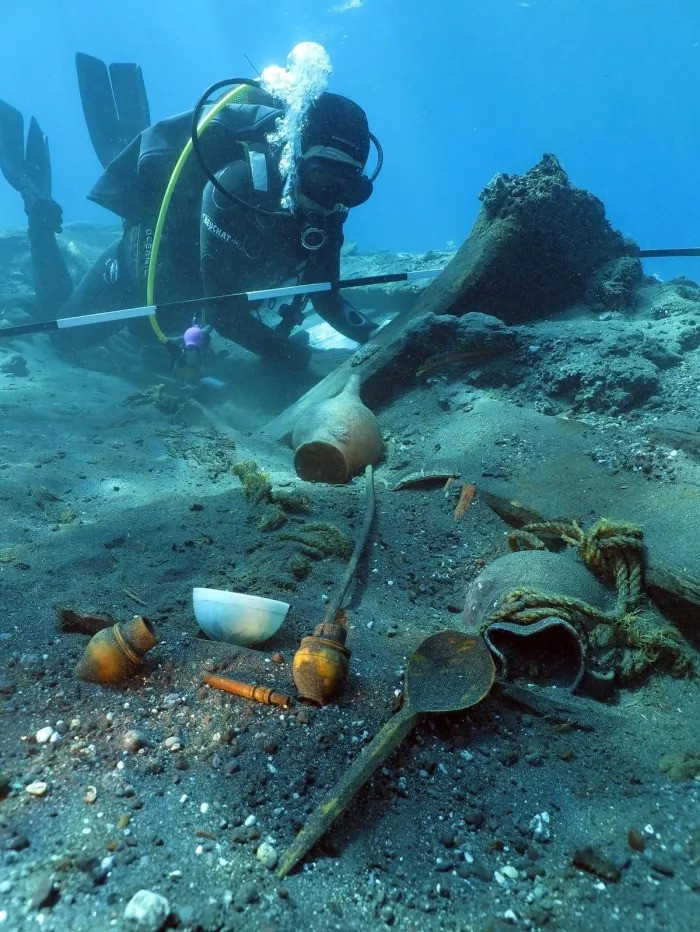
585, 256, 643, 310
0, 353, 28, 376
418, 153, 638, 324
389, 311, 519, 387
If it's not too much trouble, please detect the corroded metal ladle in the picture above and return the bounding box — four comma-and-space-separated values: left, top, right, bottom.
277, 630, 496, 877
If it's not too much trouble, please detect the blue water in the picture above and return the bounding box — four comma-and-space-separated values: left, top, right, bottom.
1, 0, 699, 279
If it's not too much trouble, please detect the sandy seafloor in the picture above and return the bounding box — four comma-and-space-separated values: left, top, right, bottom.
0, 223, 699, 931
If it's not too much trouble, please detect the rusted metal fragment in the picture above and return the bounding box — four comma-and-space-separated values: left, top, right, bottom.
572, 846, 623, 882
56, 606, 116, 636
392, 471, 460, 491
496, 682, 601, 731
479, 490, 545, 528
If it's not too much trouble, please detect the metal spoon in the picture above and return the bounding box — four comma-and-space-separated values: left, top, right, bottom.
277, 630, 495, 877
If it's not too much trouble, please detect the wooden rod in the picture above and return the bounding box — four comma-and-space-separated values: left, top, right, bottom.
202, 674, 291, 709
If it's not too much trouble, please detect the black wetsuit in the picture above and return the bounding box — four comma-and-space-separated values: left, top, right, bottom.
27, 104, 376, 364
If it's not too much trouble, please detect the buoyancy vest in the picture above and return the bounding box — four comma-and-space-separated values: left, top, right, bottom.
87, 98, 284, 225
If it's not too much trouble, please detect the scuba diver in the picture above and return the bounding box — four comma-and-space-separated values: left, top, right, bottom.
0, 51, 382, 375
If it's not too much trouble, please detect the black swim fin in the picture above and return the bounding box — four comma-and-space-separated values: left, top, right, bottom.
76, 52, 151, 168
0, 100, 52, 204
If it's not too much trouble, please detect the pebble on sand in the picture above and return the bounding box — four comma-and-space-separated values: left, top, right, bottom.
256, 841, 278, 870
35, 726, 54, 744
123, 729, 150, 753
123, 889, 170, 930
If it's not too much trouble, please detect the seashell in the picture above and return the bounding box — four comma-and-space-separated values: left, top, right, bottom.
25, 781, 48, 796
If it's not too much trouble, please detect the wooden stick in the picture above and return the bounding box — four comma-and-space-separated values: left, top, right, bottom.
202, 674, 291, 709
323, 464, 375, 625
122, 587, 148, 607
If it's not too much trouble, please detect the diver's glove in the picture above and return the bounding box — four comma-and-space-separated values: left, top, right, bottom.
165, 337, 185, 366
318, 299, 378, 345
286, 330, 312, 371
354, 317, 378, 344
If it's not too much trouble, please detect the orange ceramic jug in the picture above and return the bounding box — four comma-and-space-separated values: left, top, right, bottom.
75, 615, 158, 684
292, 374, 383, 483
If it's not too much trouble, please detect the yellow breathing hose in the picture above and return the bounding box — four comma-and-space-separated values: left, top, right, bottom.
146, 83, 252, 343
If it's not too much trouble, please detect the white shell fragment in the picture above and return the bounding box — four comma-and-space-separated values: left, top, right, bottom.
123, 889, 170, 928
25, 781, 48, 796
256, 841, 278, 869
529, 811, 551, 842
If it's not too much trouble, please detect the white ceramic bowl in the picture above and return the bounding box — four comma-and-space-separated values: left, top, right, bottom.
192, 587, 290, 646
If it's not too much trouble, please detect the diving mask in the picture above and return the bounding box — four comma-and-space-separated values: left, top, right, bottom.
297, 151, 373, 211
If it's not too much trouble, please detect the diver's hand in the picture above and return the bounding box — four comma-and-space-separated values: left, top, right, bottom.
286, 330, 312, 370
73, 328, 145, 373
353, 316, 379, 344
107, 329, 144, 365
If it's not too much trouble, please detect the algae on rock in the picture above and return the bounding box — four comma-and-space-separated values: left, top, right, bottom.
232, 460, 273, 505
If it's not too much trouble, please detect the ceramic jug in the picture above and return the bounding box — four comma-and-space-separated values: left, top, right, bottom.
75, 615, 158, 684
292, 374, 383, 483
